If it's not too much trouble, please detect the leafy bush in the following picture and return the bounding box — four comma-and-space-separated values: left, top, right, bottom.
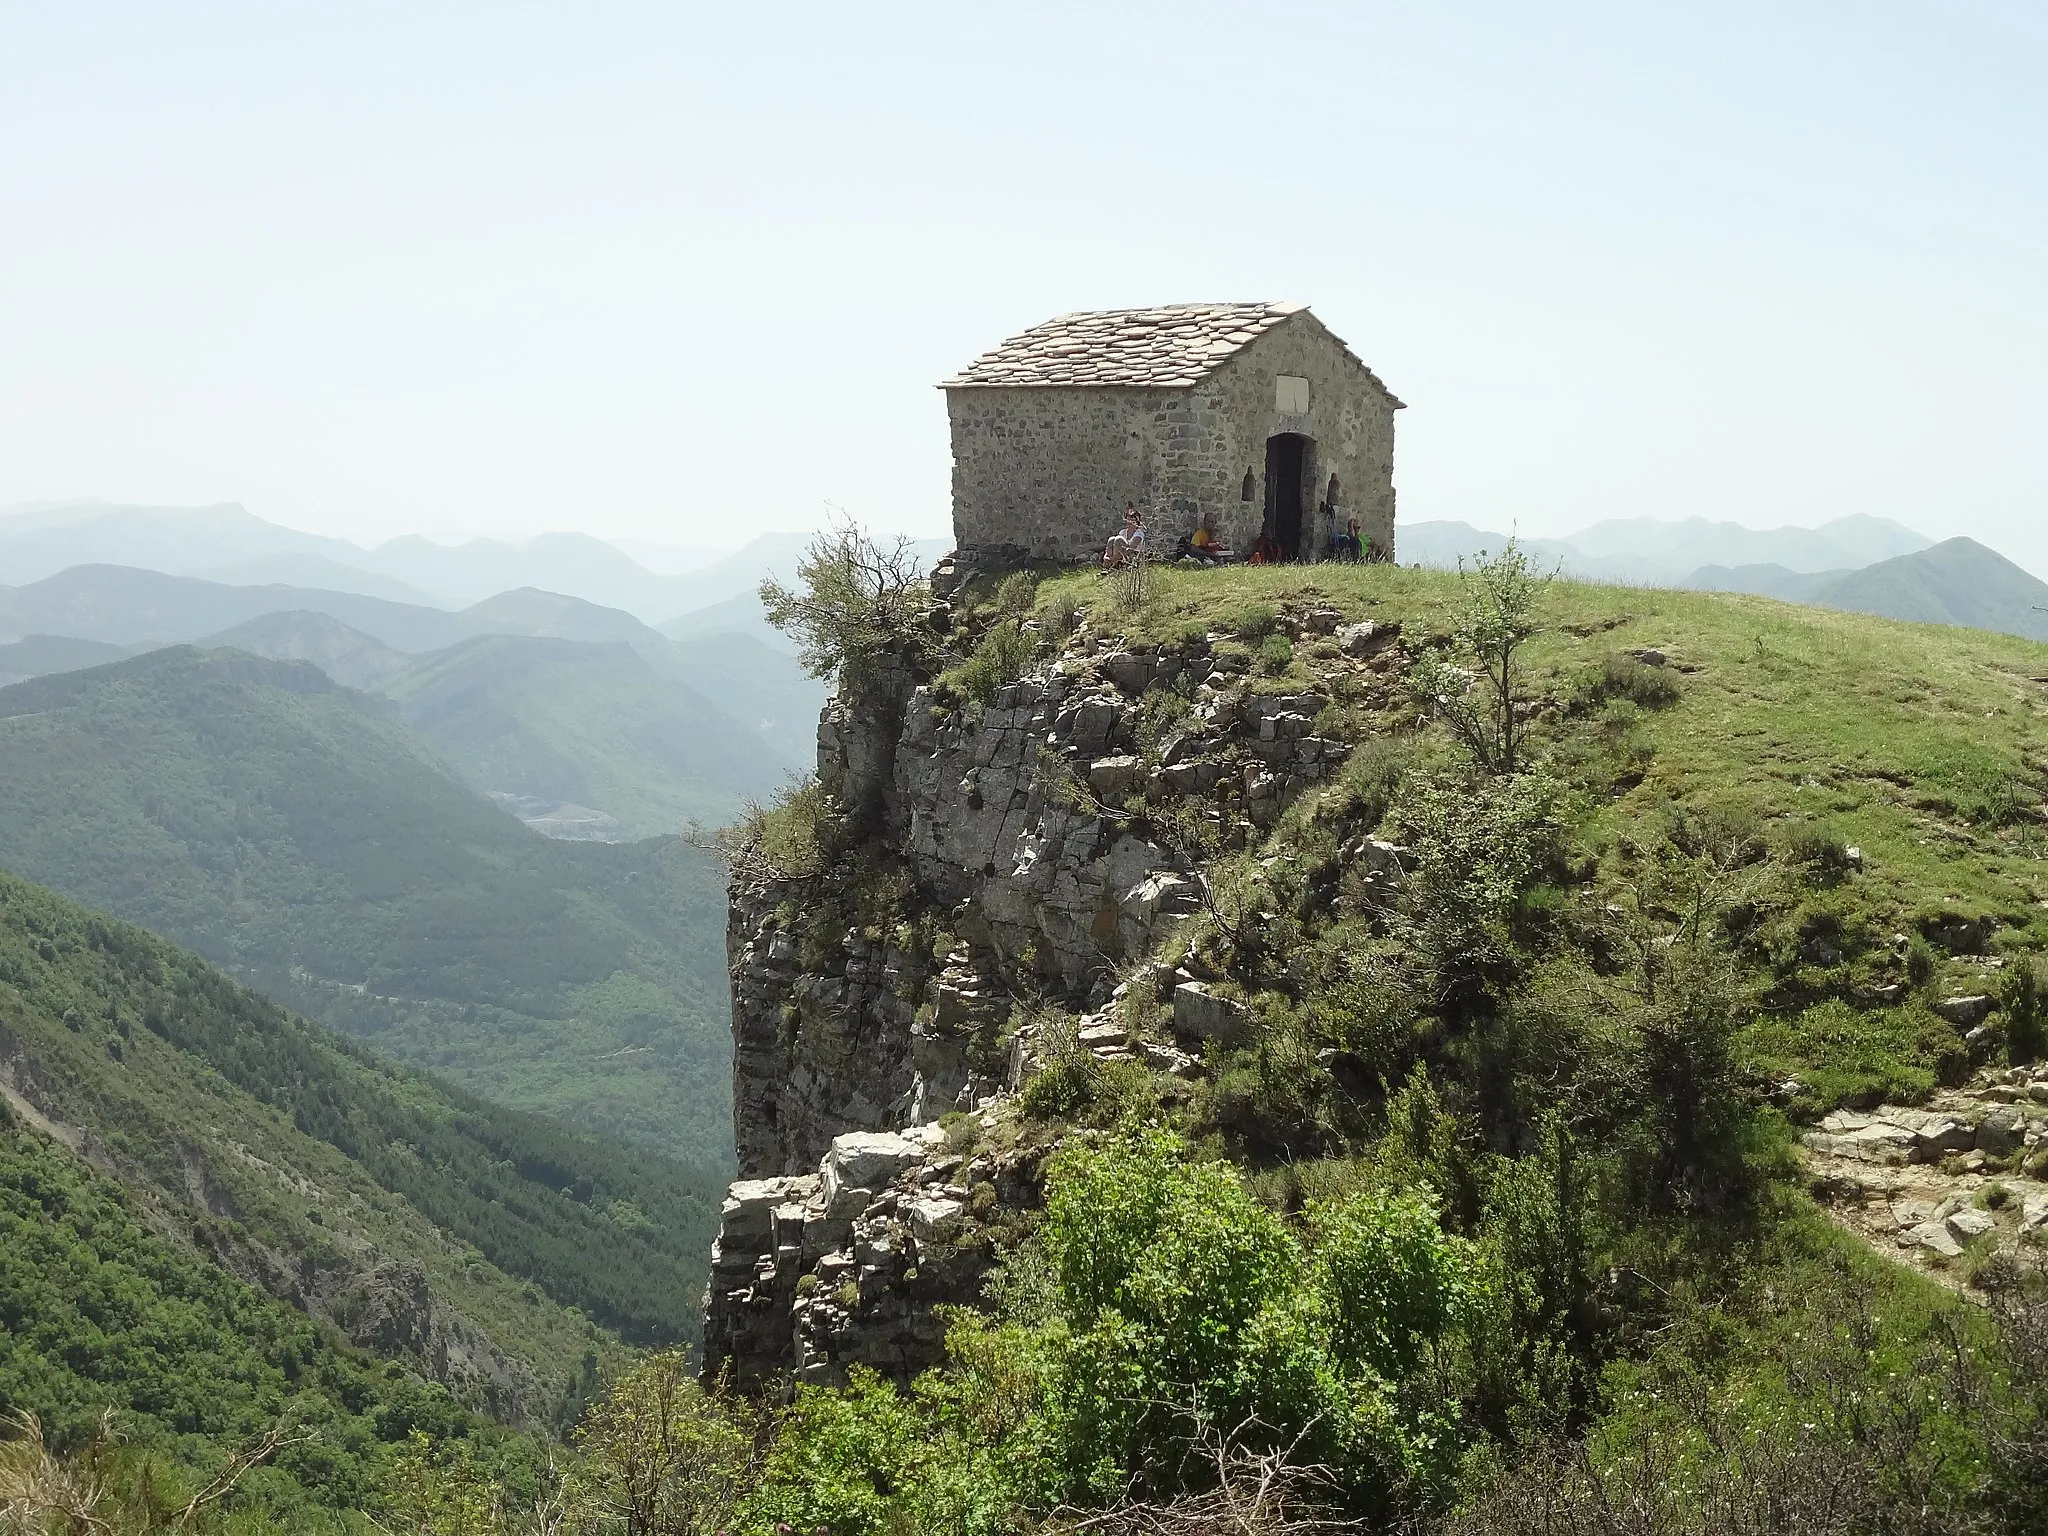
1387, 771, 1573, 1016
1572, 654, 1680, 712
1407, 541, 1550, 775
1255, 633, 1294, 675
720, 780, 835, 881
993, 570, 1038, 622
1037, 1130, 1476, 1508
760, 519, 937, 688
941, 621, 1038, 707
2006, 957, 2048, 1063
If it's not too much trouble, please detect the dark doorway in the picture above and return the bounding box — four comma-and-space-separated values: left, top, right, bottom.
1265, 433, 1309, 559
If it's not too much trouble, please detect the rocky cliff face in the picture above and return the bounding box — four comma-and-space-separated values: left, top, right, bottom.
704, 603, 1402, 1394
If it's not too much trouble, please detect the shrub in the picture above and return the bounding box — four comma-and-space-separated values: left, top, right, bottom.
1035, 1130, 1476, 1508
1573, 654, 1680, 712
1256, 634, 1295, 675
716, 781, 835, 881
1136, 688, 1194, 755
1019, 1010, 1095, 1122
1906, 933, 1940, 987
1782, 824, 1854, 881
1221, 600, 1281, 640
574, 1349, 758, 1535
2004, 956, 2048, 1062
993, 570, 1037, 621
1108, 550, 1158, 617
944, 620, 1038, 707
1407, 541, 1549, 775
1386, 770, 1574, 1018
760, 518, 938, 688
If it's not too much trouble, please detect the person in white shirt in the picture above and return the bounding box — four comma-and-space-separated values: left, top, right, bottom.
1103, 504, 1145, 568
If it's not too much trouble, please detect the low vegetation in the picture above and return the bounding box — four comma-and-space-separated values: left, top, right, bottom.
0, 1109, 549, 1530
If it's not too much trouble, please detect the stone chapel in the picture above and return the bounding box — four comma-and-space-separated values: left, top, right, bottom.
940, 302, 1401, 566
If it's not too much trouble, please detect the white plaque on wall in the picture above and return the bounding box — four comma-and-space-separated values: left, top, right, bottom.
1274, 376, 1310, 414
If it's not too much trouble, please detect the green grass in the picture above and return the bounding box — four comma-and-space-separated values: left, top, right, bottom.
0, 647, 735, 1164
1023, 559, 2048, 1108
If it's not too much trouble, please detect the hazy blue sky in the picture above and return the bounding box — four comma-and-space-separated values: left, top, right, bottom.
3, 2, 2043, 567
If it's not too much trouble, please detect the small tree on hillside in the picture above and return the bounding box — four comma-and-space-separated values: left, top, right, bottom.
1407, 540, 1549, 774
759, 517, 937, 691
571, 1351, 758, 1536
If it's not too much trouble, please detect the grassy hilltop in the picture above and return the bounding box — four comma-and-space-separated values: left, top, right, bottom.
1053, 558, 2048, 1113
686, 548, 2048, 1534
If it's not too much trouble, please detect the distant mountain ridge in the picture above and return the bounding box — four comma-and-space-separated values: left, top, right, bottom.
0, 567, 824, 835
1688, 538, 2048, 643
1401, 518, 2048, 647
1399, 513, 1934, 584
0, 633, 149, 687
0, 500, 945, 628
0, 562, 682, 653
378, 631, 792, 837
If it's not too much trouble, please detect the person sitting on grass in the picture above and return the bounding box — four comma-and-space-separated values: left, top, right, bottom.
1179, 511, 1232, 563
1103, 503, 1145, 569
1248, 531, 1281, 566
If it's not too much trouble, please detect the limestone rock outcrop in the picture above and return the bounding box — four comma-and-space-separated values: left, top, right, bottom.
702, 1121, 1041, 1393
708, 617, 1398, 1393
1803, 1062, 2048, 1285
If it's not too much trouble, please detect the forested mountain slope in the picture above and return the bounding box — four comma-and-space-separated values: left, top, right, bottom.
379, 633, 790, 835
0, 868, 722, 1423
0, 1110, 547, 1525
0, 648, 734, 1164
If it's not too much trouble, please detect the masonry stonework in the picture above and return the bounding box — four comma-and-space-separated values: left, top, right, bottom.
942, 304, 1401, 566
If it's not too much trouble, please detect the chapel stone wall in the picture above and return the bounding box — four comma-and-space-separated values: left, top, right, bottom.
944, 312, 1398, 565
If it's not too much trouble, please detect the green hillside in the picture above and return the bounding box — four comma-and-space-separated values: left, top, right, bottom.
670, 549, 2048, 1533
1046, 556, 2048, 1110
0, 868, 721, 1355
201, 609, 414, 689
0, 1109, 545, 1526
1805, 535, 2048, 642
382, 633, 788, 836
669, 628, 829, 772
0, 867, 705, 1411
0, 648, 734, 1164
0, 633, 148, 686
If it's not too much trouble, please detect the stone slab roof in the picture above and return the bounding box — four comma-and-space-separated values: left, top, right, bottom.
942, 302, 1320, 389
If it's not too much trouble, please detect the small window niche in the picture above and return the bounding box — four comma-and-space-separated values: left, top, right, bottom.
1274, 375, 1310, 414
1325, 474, 1341, 508
1240, 469, 1257, 502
